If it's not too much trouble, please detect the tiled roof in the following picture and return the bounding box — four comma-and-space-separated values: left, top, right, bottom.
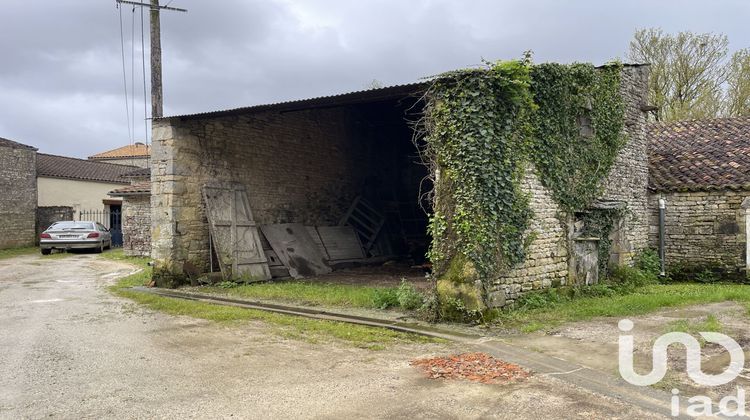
108, 181, 151, 196
121, 167, 150, 178
0, 136, 37, 151
89, 143, 150, 159
37, 153, 135, 184
648, 117, 750, 192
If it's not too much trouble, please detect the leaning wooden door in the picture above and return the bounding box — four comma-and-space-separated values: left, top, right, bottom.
203, 183, 271, 281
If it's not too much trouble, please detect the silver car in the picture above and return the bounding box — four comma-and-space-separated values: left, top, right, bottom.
40, 221, 112, 255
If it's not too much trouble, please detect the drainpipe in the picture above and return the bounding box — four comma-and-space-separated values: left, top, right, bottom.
658, 197, 666, 276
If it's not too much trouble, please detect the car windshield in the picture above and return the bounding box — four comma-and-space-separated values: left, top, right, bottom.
50, 222, 95, 231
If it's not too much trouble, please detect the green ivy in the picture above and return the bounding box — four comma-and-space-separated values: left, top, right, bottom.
424, 59, 535, 280
423, 58, 626, 295
530, 63, 625, 212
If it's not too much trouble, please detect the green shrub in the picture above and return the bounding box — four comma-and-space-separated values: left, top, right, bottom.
438, 297, 486, 323
396, 280, 425, 310
695, 268, 719, 283
372, 288, 399, 309
608, 265, 658, 288
635, 248, 661, 277
516, 288, 568, 310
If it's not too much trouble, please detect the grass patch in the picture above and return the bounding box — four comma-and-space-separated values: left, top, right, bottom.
202, 280, 424, 311
100, 248, 151, 269
0, 246, 39, 260
497, 283, 750, 333
0, 246, 78, 260
106, 257, 436, 349
666, 314, 723, 335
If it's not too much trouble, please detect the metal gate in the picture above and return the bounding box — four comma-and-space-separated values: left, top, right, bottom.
78, 208, 123, 247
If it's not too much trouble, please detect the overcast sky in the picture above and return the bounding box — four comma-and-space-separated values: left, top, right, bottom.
1, 0, 749, 158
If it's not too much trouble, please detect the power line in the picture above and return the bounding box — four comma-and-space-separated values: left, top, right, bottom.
118, 4, 132, 144
140, 5, 149, 149
130, 5, 136, 147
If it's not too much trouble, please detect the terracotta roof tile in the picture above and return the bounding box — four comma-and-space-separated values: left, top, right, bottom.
648, 117, 750, 192
89, 143, 150, 159
37, 154, 134, 184
108, 181, 151, 196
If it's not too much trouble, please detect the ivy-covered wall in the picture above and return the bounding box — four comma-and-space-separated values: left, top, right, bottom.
426, 62, 650, 310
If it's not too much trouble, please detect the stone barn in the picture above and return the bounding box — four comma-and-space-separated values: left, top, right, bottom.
648, 117, 750, 277
0, 137, 38, 249
150, 62, 651, 309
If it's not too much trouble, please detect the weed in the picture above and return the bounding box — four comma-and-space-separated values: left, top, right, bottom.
396, 280, 425, 310
635, 248, 661, 277
372, 288, 399, 309
216, 280, 239, 289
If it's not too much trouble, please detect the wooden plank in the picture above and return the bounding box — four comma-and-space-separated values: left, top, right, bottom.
261, 223, 331, 278
203, 184, 271, 282
316, 226, 365, 261
305, 226, 330, 260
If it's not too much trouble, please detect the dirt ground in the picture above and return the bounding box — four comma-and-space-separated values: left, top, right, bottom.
304, 262, 431, 289
0, 253, 664, 419
505, 301, 750, 400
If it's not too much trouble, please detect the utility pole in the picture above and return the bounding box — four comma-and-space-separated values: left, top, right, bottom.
116, 0, 186, 118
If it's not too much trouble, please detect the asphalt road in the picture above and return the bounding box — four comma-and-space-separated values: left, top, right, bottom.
0, 253, 662, 419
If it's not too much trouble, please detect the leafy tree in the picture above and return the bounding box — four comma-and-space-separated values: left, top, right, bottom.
628, 28, 729, 121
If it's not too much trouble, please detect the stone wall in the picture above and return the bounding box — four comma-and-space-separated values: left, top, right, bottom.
151, 107, 371, 273
36, 206, 73, 243
648, 190, 749, 271
488, 169, 569, 307
0, 143, 37, 248
486, 65, 651, 307
122, 195, 151, 257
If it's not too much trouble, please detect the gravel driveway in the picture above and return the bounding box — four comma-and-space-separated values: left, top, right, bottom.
0, 253, 661, 419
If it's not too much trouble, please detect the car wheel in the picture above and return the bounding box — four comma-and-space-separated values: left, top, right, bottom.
41, 248, 51, 255
95, 242, 103, 254
106, 240, 112, 250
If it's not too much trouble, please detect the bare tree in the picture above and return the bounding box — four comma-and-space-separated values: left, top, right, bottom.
725, 48, 750, 116
628, 28, 729, 121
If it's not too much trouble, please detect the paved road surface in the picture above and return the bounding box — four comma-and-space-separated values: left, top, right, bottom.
0, 253, 661, 419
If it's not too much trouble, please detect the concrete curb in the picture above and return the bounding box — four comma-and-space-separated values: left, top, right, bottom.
131, 286, 737, 419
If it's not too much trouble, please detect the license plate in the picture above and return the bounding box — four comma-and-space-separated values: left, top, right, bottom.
59, 235, 77, 238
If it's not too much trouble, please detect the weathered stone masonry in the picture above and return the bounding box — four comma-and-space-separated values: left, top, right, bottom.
648, 190, 749, 271
488, 65, 651, 306
151, 107, 373, 272
0, 139, 38, 249
123, 195, 151, 257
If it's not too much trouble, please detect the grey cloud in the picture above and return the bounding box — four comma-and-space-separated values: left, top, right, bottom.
1, 0, 749, 157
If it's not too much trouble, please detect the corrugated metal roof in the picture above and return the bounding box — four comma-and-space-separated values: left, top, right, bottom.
158, 81, 430, 121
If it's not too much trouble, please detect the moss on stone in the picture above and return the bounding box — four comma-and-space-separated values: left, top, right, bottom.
152, 264, 187, 289
436, 253, 486, 321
